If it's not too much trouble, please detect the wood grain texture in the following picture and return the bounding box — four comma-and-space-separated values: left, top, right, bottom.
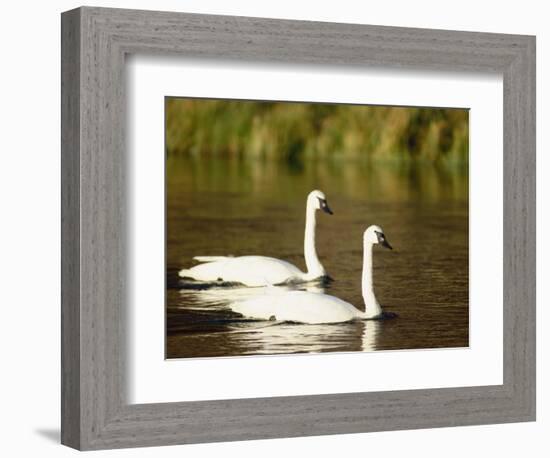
60, 7, 81, 449
61, 6, 536, 450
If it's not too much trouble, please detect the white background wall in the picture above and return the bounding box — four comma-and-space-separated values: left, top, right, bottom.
0, 0, 546, 456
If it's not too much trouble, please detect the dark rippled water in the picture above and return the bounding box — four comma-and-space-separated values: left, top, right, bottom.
166, 157, 468, 359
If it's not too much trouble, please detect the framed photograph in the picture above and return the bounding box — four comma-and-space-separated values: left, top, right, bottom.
165, 97, 469, 359
61, 6, 535, 450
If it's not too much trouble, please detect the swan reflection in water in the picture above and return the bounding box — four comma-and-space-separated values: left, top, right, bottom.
172, 282, 381, 355
177, 281, 326, 309
221, 319, 381, 355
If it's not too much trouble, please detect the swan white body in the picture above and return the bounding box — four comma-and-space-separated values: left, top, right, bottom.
178, 190, 333, 286
231, 290, 368, 324
230, 225, 392, 324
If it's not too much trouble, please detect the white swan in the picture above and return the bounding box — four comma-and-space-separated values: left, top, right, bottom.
178, 190, 333, 287
230, 225, 393, 324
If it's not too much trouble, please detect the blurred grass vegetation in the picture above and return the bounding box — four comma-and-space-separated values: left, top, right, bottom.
166, 98, 469, 163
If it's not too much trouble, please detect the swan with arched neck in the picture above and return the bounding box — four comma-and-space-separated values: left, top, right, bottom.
178, 190, 333, 287
229, 225, 393, 323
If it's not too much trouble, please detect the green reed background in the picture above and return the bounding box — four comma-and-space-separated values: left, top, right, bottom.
166, 98, 469, 163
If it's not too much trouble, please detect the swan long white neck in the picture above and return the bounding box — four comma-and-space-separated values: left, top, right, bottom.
360, 242, 382, 318
304, 201, 325, 279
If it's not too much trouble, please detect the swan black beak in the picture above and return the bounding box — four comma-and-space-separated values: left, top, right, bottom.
375, 231, 393, 250
381, 238, 393, 250
318, 198, 333, 215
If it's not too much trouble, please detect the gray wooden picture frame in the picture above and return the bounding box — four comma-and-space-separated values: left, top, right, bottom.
61, 6, 536, 451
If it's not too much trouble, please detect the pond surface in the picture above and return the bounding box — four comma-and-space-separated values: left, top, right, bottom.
166, 156, 468, 359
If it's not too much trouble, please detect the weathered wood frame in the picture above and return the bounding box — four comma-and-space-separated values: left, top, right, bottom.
61, 6, 536, 450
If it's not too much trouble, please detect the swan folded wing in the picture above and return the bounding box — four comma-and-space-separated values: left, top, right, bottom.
178, 258, 233, 282
230, 296, 279, 321
180, 256, 304, 286
231, 291, 359, 324
224, 257, 304, 286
